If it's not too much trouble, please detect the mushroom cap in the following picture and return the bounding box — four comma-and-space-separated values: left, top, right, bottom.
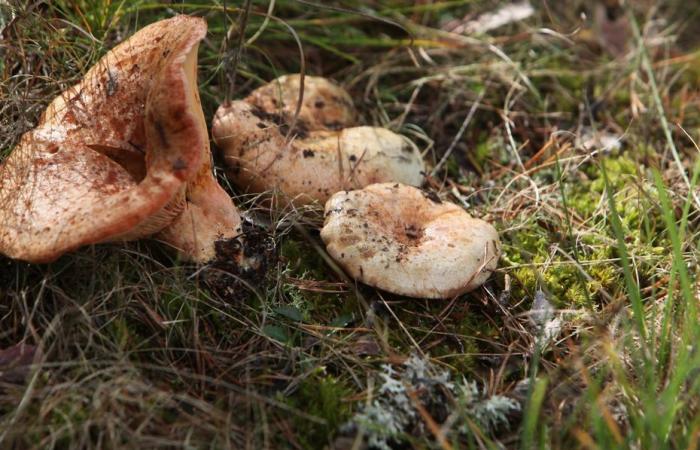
245, 74, 357, 131
0, 16, 218, 263
212, 100, 425, 205
320, 183, 500, 299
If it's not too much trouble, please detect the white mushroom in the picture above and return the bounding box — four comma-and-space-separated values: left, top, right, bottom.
245, 74, 357, 131
212, 96, 425, 206
321, 183, 500, 298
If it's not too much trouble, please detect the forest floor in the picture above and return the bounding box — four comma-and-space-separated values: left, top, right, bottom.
2, 1, 700, 448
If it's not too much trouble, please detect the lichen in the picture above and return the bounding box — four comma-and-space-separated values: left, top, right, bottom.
347, 354, 520, 449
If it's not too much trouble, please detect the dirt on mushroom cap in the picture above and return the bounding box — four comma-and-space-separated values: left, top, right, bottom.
0, 16, 241, 264
245, 74, 358, 131
320, 183, 500, 299
212, 96, 426, 206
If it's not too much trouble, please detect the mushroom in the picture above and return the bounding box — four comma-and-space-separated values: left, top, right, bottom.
245, 74, 357, 131
211, 75, 425, 206
0, 16, 243, 264
320, 183, 500, 298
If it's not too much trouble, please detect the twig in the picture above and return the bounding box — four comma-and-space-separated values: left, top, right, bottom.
431, 87, 486, 176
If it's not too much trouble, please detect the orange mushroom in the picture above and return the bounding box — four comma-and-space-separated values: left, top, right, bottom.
0, 16, 243, 264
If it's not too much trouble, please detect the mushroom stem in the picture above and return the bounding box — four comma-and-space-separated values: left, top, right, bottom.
157, 167, 243, 263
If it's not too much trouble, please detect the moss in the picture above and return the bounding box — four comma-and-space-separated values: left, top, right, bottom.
586, 263, 617, 295
282, 371, 354, 448
504, 222, 611, 309
512, 263, 592, 309
431, 312, 487, 374
507, 225, 630, 309
433, 341, 478, 374
567, 155, 638, 219
279, 237, 354, 324
445, 155, 462, 180
571, 154, 668, 279
612, 89, 632, 123
280, 238, 328, 281
505, 224, 592, 308
507, 228, 550, 265
474, 132, 496, 166
452, 316, 492, 370
542, 65, 586, 112
559, 73, 585, 93
504, 153, 672, 310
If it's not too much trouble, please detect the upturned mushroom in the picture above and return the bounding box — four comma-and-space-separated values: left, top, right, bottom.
321, 183, 500, 299
211, 75, 426, 206
0, 16, 243, 264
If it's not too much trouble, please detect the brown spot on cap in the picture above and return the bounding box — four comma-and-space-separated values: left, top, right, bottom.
320, 183, 500, 299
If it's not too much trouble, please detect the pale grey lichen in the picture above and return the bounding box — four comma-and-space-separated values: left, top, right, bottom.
455, 379, 521, 433
348, 353, 520, 448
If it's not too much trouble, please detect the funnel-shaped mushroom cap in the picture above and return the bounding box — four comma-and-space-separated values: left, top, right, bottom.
245, 74, 357, 131
212, 101, 425, 205
321, 183, 500, 299
0, 16, 212, 263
